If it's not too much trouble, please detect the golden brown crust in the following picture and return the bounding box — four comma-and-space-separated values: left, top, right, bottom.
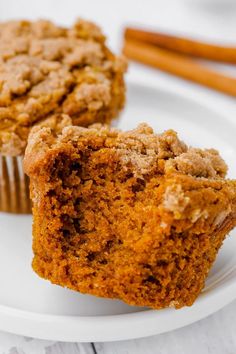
24, 123, 236, 309
0, 19, 126, 156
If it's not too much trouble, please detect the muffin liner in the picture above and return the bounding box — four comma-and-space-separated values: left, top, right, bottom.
0, 155, 31, 214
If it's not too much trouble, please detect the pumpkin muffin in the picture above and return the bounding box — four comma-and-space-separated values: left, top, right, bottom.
0, 18, 126, 213
24, 123, 236, 309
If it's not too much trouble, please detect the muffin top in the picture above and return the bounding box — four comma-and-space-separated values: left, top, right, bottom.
25, 122, 228, 181
0, 19, 126, 156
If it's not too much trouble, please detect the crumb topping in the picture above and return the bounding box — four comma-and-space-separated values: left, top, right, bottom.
163, 184, 190, 219
165, 148, 227, 178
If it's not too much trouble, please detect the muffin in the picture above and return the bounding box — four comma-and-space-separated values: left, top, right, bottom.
0, 18, 126, 213
24, 123, 236, 309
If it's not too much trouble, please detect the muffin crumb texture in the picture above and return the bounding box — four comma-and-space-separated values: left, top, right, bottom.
24, 123, 236, 309
0, 19, 126, 155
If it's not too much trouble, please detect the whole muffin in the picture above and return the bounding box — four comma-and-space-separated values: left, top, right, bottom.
0, 19, 126, 213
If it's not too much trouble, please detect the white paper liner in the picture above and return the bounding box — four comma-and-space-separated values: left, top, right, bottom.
0, 155, 31, 213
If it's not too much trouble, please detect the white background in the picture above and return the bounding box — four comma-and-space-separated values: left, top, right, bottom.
1, 0, 236, 352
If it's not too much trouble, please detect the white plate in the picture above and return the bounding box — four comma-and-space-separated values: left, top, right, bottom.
1, 80, 236, 342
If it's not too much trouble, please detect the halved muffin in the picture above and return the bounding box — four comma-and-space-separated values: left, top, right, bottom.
24, 123, 236, 309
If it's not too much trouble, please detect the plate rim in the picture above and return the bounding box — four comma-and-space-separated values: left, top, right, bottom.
1, 78, 236, 342
0, 272, 236, 342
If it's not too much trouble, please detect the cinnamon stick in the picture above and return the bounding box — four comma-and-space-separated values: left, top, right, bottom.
125, 27, 236, 64
123, 38, 236, 97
